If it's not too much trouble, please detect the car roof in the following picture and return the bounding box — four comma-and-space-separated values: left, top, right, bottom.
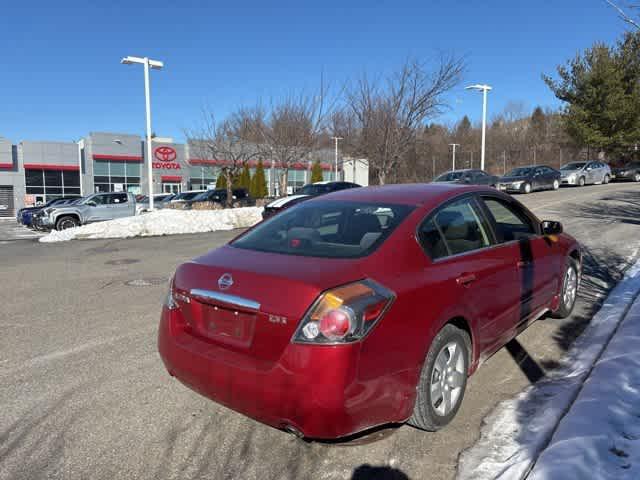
307, 183, 493, 207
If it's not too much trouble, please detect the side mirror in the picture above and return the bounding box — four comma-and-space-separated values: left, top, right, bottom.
86, 201, 97, 207
586, 167, 592, 171
463, 177, 471, 183
541, 220, 563, 235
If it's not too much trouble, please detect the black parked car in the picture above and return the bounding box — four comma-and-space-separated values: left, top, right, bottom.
186, 188, 255, 208
611, 162, 640, 182
433, 169, 499, 187
497, 165, 561, 194
262, 181, 361, 219
16, 196, 81, 226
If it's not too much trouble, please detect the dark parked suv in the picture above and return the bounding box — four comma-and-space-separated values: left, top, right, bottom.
187, 188, 255, 208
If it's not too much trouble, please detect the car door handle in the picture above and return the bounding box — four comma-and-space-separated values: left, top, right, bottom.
517, 260, 532, 269
456, 273, 477, 286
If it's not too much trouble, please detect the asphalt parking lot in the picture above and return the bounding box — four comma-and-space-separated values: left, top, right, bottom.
1, 183, 639, 480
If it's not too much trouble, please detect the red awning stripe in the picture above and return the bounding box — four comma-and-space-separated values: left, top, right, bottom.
0, 162, 13, 169
93, 154, 143, 162
24, 164, 80, 171
161, 175, 182, 182
188, 159, 334, 171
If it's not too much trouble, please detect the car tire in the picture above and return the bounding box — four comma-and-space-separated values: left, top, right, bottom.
603, 174, 610, 184
408, 324, 470, 431
551, 257, 580, 319
552, 179, 559, 190
522, 183, 532, 194
578, 176, 586, 187
634, 173, 640, 182
55, 216, 79, 231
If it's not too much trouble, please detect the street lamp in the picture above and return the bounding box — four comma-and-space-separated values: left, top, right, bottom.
121, 55, 164, 210
331, 136, 343, 181
448, 143, 460, 171
465, 84, 492, 171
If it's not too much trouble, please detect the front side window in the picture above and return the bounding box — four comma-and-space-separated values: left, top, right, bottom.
419, 198, 491, 259
561, 162, 586, 171
232, 200, 414, 258
481, 197, 536, 242
109, 193, 128, 204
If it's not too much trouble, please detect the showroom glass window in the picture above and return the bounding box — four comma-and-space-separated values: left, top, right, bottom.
93, 160, 141, 193
189, 165, 218, 190
25, 169, 81, 203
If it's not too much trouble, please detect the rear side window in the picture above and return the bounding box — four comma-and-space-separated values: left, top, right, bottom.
481, 197, 536, 242
109, 193, 128, 204
419, 197, 491, 260
232, 200, 414, 258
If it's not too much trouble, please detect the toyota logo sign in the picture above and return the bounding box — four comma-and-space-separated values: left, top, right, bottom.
154, 146, 177, 162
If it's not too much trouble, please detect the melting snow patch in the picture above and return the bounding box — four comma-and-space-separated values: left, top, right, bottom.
457, 258, 640, 480
39, 207, 263, 243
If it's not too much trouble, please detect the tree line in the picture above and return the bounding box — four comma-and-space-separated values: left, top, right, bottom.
187, 22, 639, 204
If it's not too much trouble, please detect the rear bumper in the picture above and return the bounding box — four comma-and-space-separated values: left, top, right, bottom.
158, 307, 413, 439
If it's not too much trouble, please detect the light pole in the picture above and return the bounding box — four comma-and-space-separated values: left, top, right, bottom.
331, 136, 343, 181
465, 84, 492, 171
121, 55, 164, 210
449, 143, 460, 170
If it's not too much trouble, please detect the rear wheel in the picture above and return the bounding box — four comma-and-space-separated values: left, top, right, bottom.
603, 174, 610, 184
55, 216, 79, 231
408, 324, 470, 431
551, 258, 580, 319
552, 179, 559, 190
578, 176, 586, 187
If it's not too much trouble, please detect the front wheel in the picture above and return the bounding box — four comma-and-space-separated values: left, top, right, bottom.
603, 174, 610, 184
552, 179, 559, 190
551, 258, 580, 319
634, 173, 640, 182
522, 183, 532, 194
55, 216, 79, 231
578, 176, 586, 187
408, 324, 470, 431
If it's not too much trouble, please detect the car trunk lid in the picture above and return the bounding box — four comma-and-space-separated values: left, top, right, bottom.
173, 245, 365, 363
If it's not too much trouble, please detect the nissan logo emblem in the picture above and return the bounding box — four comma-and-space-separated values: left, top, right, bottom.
218, 273, 234, 291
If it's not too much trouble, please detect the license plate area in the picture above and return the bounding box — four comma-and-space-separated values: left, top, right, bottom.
192, 301, 256, 348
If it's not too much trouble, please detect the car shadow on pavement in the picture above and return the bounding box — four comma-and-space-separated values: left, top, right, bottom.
351, 464, 410, 479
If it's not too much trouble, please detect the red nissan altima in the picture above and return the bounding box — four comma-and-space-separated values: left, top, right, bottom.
158, 184, 581, 439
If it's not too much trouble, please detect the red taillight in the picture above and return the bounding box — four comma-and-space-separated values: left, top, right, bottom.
294, 279, 395, 344
319, 308, 354, 340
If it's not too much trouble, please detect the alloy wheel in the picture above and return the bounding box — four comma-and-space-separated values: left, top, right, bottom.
635, 173, 640, 182
430, 341, 465, 417
524, 183, 531, 194
563, 266, 578, 311
553, 180, 559, 190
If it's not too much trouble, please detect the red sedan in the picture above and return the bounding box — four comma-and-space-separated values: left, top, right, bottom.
158, 184, 581, 439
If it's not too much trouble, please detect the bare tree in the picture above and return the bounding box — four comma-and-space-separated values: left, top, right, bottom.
605, 0, 640, 30
187, 108, 262, 206
346, 56, 465, 185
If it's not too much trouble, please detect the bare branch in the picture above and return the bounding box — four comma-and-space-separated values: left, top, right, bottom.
604, 0, 640, 29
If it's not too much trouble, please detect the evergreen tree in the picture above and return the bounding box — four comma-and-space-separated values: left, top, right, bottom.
310, 161, 324, 183
250, 160, 268, 198
238, 164, 251, 191
544, 33, 640, 155
215, 173, 226, 189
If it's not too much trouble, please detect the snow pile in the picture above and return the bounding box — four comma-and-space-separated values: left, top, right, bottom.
39, 207, 263, 243
528, 293, 640, 479
457, 257, 640, 480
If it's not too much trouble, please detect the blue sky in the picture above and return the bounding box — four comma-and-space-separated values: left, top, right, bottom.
0, 1, 629, 143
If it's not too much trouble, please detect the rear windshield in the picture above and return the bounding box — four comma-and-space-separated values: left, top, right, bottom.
232, 200, 414, 258
561, 162, 586, 170
435, 171, 464, 181
508, 167, 532, 176
296, 184, 333, 195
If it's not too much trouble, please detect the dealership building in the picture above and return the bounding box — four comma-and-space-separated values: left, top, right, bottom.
0, 131, 369, 217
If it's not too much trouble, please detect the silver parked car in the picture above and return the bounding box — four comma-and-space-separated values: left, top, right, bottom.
33, 192, 136, 230
560, 161, 611, 187
135, 193, 175, 214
